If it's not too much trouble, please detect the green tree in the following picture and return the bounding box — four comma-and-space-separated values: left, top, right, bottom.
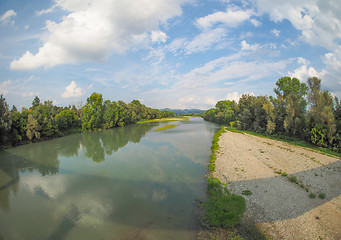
81, 92, 104, 131
32, 96, 40, 109
55, 109, 79, 130
273, 76, 308, 137
103, 100, 119, 129
307, 77, 336, 146
0, 94, 12, 147
26, 114, 41, 141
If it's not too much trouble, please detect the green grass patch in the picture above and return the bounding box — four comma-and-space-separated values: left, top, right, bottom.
154, 124, 179, 131
318, 193, 326, 199
281, 172, 288, 177
208, 126, 226, 172
242, 190, 252, 196
202, 177, 246, 228
288, 175, 298, 183
309, 193, 317, 199
137, 117, 189, 123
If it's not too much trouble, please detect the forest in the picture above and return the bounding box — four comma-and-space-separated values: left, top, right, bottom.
0, 92, 176, 148
203, 76, 341, 153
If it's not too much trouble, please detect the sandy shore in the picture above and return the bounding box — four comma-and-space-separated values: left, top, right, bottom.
214, 130, 341, 239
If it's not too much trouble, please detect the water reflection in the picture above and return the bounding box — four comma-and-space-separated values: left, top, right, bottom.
78, 122, 156, 163
0, 118, 219, 240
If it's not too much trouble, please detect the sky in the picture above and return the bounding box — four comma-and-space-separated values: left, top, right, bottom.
0, 0, 341, 110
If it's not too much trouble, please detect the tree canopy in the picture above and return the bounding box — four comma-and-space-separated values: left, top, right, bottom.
204, 76, 341, 153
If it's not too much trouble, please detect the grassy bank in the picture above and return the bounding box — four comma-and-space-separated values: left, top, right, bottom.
154, 124, 179, 131
198, 126, 271, 240
137, 116, 189, 123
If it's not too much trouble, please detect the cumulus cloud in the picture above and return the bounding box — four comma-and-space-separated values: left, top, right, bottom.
150, 31, 168, 43
196, 7, 252, 29
255, 0, 341, 50
0, 9, 17, 25
62, 81, 84, 98
11, 0, 188, 70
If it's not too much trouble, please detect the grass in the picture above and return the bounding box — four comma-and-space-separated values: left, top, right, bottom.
201, 177, 246, 228
153, 124, 179, 131
288, 175, 298, 183
309, 193, 317, 199
137, 116, 189, 123
318, 193, 326, 199
199, 125, 271, 240
208, 126, 226, 172
242, 190, 252, 196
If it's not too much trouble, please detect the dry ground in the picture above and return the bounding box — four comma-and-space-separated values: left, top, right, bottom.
214, 130, 341, 240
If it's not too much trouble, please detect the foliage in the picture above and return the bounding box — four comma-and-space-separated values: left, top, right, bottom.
0, 94, 12, 146
26, 114, 41, 141
0, 93, 176, 148
203, 76, 341, 153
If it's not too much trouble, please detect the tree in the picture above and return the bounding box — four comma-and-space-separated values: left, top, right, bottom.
103, 100, 119, 129
0, 94, 12, 146
307, 77, 336, 146
32, 96, 40, 109
81, 92, 104, 131
26, 114, 41, 141
273, 76, 308, 137
55, 109, 79, 130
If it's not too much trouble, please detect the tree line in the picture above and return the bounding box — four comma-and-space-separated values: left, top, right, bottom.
0, 92, 176, 148
203, 76, 341, 153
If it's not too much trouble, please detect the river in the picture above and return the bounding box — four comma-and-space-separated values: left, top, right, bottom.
0, 117, 218, 240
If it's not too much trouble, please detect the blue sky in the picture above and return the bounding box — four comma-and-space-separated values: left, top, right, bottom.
1, 0, 341, 110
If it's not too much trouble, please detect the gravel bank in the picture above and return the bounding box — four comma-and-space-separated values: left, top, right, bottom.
214, 130, 341, 240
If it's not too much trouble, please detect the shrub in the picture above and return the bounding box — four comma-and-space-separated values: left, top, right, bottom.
318, 193, 326, 199
288, 175, 298, 183
309, 193, 317, 199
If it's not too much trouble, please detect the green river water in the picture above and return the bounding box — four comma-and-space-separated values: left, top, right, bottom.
0, 117, 218, 240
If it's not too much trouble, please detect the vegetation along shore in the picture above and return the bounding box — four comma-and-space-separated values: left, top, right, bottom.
0, 92, 176, 149
199, 76, 340, 239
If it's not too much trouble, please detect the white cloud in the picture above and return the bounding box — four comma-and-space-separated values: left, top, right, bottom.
150, 31, 168, 43
226, 92, 240, 102
271, 29, 280, 37
196, 7, 252, 29
241, 40, 260, 51
255, 0, 341, 50
288, 46, 341, 99
185, 28, 227, 54
250, 18, 262, 27
11, 0, 189, 70
0, 9, 17, 25
320, 45, 341, 97
62, 81, 84, 98
288, 64, 324, 81
0, 80, 12, 95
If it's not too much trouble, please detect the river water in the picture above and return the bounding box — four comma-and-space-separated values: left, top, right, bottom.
0, 117, 218, 240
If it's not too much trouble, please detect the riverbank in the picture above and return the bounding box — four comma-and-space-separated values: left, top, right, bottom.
214, 130, 341, 239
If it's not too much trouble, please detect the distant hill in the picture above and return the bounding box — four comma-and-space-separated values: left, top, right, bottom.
161, 108, 206, 114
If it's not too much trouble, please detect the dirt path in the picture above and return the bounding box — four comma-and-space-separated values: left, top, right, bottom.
214, 130, 341, 239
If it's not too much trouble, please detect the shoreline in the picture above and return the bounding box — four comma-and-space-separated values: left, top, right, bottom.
214, 129, 341, 239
